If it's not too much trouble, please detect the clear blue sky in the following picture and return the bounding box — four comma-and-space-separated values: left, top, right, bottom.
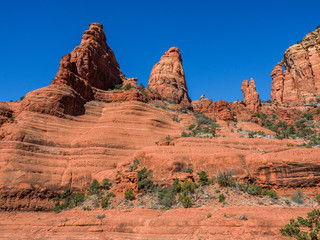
1, 0, 319, 102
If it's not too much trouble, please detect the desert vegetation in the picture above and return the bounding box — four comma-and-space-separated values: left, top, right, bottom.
253, 112, 320, 147
51, 162, 318, 214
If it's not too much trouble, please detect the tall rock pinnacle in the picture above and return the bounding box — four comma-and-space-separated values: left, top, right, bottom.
241, 78, 261, 112
147, 47, 191, 104
271, 26, 320, 105
52, 23, 125, 96
21, 23, 126, 116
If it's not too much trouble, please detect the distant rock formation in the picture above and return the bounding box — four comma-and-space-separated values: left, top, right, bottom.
20, 23, 126, 117
271, 27, 320, 105
241, 78, 261, 112
148, 47, 191, 105
192, 98, 233, 121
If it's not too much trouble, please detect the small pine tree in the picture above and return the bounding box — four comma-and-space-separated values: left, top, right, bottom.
124, 189, 135, 201
197, 171, 209, 186
280, 209, 320, 239
89, 179, 100, 195
181, 195, 192, 208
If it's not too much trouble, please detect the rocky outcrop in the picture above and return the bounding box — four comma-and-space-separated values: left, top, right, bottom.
241, 78, 261, 113
271, 27, 320, 105
20, 23, 126, 117
192, 98, 233, 121
52, 23, 125, 93
0, 103, 13, 126
148, 47, 191, 105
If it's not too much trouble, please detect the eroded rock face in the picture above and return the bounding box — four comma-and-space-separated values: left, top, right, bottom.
20, 23, 126, 117
271, 27, 320, 104
52, 23, 125, 92
192, 98, 233, 121
148, 47, 191, 104
241, 78, 261, 113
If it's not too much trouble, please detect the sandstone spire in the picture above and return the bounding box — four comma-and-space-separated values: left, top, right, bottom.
147, 47, 191, 104
241, 78, 261, 112
271, 26, 320, 105
52, 23, 125, 97
20, 23, 126, 116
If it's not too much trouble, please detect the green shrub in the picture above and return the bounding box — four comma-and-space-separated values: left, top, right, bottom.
165, 135, 172, 142
139, 83, 145, 89
239, 214, 248, 220
82, 206, 91, 211
218, 193, 226, 203
217, 170, 235, 187
188, 124, 196, 130
280, 209, 320, 240
302, 113, 314, 120
285, 199, 291, 205
181, 195, 192, 208
181, 181, 196, 195
124, 83, 133, 90
124, 189, 136, 201
107, 192, 116, 198
291, 189, 304, 204
172, 116, 180, 122
157, 187, 176, 208
246, 184, 262, 196
114, 83, 122, 90
101, 178, 112, 190
181, 131, 188, 137
197, 171, 209, 186
53, 188, 85, 213
172, 178, 181, 193
100, 197, 109, 208
197, 113, 215, 126
96, 214, 106, 220
316, 194, 320, 204
248, 131, 254, 138
180, 106, 188, 113
137, 167, 154, 192
89, 179, 101, 195
262, 189, 278, 199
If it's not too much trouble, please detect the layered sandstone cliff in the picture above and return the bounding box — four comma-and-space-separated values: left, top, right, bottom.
241, 78, 261, 113
148, 47, 191, 105
271, 27, 320, 105
0, 22, 320, 219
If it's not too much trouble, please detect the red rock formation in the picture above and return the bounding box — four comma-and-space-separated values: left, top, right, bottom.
1, 23, 320, 239
192, 98, 233, 121
271, 27, 320, 104
148, 47, 191, 105
0, 103, 13, 126
20, 23, 126, 117
52, 23, 125, 92
241, 78, 261, 113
